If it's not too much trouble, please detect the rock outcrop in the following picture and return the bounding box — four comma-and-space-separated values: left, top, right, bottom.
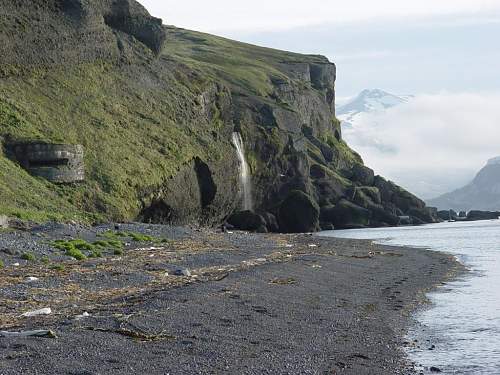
465, 211, 500, 221
0, 0, 439, 230
278, 191, 320, 233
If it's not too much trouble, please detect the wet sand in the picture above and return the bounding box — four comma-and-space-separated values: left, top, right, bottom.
0, 224, 461, 374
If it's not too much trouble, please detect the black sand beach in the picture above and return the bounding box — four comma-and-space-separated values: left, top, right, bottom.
0, 224, 460, 374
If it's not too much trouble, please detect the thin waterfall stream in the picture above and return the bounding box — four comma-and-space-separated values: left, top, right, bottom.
231, 132, 253, 211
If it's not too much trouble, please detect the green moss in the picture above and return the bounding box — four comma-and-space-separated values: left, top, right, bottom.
65, 247, 87, 261
127, 232, 154, 242
99, 230, 165, 243
53, 239, 91, 260
0, 259, 4, 268
53, 237, 126, 259
21, 252, 35, 261
50, 263, 65, 271
94, 239, 123, 249
89, 249, 103, 258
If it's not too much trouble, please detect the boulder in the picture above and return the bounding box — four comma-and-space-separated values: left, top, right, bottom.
399, 216, 412, 225
408, 207, 438, 224
319, 222, 334, 231
227, 211, 267, 231
351, 187, 381, 208
466, 210, 500, 221
410, 216, 426, 225
351, 164, 375, 186
437, 210, 458, 221
319, 205, 336, 224
261, 212, 279, 233
370, 206, 400, 227
329, 199, 371, 229
278, 191, 320, 233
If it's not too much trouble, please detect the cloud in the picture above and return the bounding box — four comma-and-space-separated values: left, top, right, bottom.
142, 0, 500, 33
343, 93, 500, 198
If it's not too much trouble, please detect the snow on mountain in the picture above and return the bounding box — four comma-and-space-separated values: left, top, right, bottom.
337, 89, 412, 129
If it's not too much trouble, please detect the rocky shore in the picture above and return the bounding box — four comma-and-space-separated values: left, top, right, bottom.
0, 223, 461, 374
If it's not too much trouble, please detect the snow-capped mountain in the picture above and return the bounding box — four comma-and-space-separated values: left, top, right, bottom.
335, 89, 476, 200
337, 89, 412, 129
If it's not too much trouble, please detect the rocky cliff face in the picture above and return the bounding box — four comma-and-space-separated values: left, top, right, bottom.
0, 0, 437, 230
0, 0, 165, 71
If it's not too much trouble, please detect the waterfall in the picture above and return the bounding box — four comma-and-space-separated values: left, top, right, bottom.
231, 132, 253, 211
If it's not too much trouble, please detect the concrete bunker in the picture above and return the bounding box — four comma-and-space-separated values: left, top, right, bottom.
10, 143, 85, 183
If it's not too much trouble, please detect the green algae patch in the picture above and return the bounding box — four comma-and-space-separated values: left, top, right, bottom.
21, 252, 36, 261
52, 238, 125, 260
99, 230, 169, 244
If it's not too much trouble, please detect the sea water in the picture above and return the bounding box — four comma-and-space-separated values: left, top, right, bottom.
321, 220, 500, 374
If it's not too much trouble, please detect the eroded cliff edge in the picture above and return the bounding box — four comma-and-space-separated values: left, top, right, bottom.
0, 0, 438, 231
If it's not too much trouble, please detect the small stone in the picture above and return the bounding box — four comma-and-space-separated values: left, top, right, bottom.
1, 248, 19, 256
21, 308, 52, 317
430, 367, 442, 373
173, 268, 191, 277
25, 277, 39, 283
75, 312, 90, 320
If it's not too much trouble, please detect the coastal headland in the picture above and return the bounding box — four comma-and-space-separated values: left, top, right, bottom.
0, 224, 461, 374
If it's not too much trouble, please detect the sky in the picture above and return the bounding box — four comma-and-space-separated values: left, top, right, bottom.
141, 0, 500, 198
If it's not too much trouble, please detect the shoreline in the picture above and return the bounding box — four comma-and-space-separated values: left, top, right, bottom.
0, 223, 461, 374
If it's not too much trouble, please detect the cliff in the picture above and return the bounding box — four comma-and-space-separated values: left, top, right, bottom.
0, 0, 437, 230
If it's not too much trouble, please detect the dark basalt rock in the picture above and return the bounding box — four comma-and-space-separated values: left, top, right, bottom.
370, 206, 400, 227
278, 190, 320, 233
466, 210, 500, 221
409, 215, 426, 225
437, 210, 458, 221
261, 212, 279, 233
0, 0, 166, 71
320, 222, 335, 231
408, 207, 439, 224
327, 199, 371, 229
350, 164, 375, 186
319, 205, 337, 224
227, 211, 266, 232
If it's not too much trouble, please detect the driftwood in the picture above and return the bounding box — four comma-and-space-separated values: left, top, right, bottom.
85, 326, 175, 342
0, 330, 57, 338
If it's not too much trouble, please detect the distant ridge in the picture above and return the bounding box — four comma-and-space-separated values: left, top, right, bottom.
427, 157, 500, 211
